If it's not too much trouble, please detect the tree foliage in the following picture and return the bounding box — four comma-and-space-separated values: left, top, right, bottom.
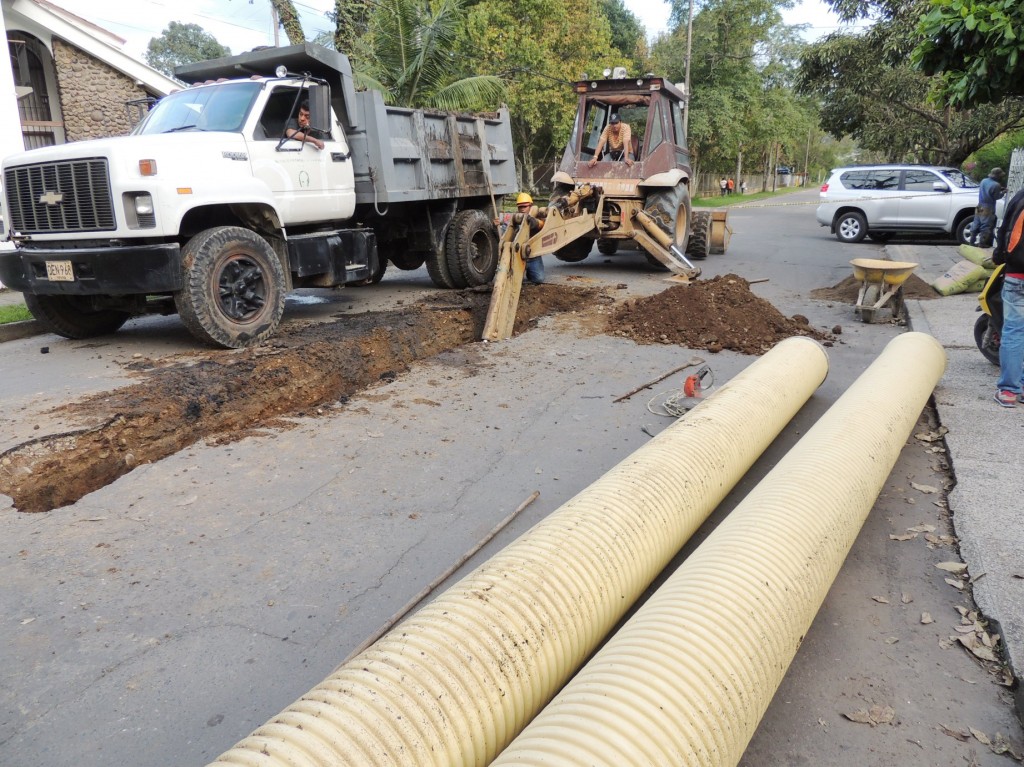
798, 0, 1024, 165
145, 21, 230, 77
458, 0, 621, 189
271, 0, 306, 46
356, 0, 505, 111
913, 0, 1024, 107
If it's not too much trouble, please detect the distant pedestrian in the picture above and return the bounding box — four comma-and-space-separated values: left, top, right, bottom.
740, 180, 748, 195
720, 177, 728, 196
992, 186, 1024, 407
968, 167, 1006, 247
726, 178, 735, 195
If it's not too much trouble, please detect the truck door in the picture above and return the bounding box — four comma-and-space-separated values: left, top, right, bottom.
247, 85, 355, 224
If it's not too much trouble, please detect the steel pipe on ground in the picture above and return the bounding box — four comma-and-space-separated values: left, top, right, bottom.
491, 331, 946, 767
208, 337, 829, 767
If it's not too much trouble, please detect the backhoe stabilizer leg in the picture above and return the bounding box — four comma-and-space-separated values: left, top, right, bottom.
632, 209, 701, 279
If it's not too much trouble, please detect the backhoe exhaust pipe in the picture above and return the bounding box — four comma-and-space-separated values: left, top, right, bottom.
208, 337, 829, 767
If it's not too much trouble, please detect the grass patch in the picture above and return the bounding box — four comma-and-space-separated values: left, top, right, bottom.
693, 185, 808, 207
0, 303, 31, 324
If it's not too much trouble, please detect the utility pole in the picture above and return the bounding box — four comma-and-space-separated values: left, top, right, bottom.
682, 0, 694, 137
803, 127, 812, 187
271, 3, 280, 47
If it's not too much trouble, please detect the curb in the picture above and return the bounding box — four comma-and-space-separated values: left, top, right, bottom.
0, 320, 46, 343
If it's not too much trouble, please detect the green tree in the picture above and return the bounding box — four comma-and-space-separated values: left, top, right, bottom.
600, 0, 648, 70
271, 0, 306, 46
459, 0, 620, 190
799, 0, 1024, 165
145, 21, 231, 77
331, 0, 370, 54
913, 0, 1024, 107
356, 0, 504, 111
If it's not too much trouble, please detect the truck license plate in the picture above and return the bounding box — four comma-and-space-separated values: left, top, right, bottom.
45, 260, 75, 282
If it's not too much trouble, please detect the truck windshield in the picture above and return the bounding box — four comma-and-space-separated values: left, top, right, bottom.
134, 82, 261, 135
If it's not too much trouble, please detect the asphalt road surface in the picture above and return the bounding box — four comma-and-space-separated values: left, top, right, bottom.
1, 189, 1021, 765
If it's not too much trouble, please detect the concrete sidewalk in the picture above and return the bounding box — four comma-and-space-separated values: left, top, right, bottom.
892, 242, 1024, 714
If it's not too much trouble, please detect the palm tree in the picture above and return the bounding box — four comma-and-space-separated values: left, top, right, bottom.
356, 0, 505, 111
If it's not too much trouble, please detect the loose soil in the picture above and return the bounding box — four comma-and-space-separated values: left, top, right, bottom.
1, 277, 839, 513
811, 272, 939, 303
612, 274, 833, 354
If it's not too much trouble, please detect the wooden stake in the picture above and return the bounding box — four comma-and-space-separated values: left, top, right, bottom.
613, 356, 705, 402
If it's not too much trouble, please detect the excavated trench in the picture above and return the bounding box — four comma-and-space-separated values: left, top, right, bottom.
1, 276, 830, 513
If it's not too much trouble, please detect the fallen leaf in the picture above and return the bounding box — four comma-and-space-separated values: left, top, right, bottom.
177, 495, 198, 507
956, 606, 969, 617
921, 612, 934, 624
958, 635, 998, 662
20, 617, 35, 625
872, 595, 890, 604
901, 592, 913, 604
890, 533, 917, 541
936, 562, 968, 574
915, 427, 948, 443
970, 728, 991, 745
907, 524, 936, 533
885, 636, 899, 645
940, 724, 971, 742
843, 705, 895, 727
817, 718, 828, 728
945, 578, 965, 590
954, 625, 977, 634
911, 482, 939, 494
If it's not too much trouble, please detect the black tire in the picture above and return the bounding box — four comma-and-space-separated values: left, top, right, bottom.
644, 252, 669, 271
24, 293, 130, 339
867, 231, 894, 243
687, 210, 711, 259
835, 211, 867, 243
425, 243, 459, 289
644, 184, 691, 251
389, 248, 425, 271
554, 238, 592, 263
597, 239, 619, 255
955, 216, 974, 245
445, 209, 499, 287
174, 226, 286, 349
974, 313, 1001, 366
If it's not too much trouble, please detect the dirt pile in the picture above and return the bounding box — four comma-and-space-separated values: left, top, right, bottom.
811, 273, 939, 303
611, 274, 833, 354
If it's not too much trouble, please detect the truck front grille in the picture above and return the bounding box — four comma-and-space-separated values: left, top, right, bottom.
4, 158, 116, 234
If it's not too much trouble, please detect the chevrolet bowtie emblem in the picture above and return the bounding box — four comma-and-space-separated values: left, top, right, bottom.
38, 190, 63, 205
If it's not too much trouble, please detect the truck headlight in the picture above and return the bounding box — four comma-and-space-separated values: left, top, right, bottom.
123, 192, 156, 229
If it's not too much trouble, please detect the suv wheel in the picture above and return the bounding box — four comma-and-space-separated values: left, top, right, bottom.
835, 211, 867, 243
955, 216, 974, 245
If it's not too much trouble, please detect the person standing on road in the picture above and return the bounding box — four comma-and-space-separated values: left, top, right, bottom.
588, 114, 633, 167
992, 186, 1024, 407
740, 180, 748, 195
720, 177, 728, 196
726, 178, 735, 195
968, 167, 1006, 247
515, 193, 545, 284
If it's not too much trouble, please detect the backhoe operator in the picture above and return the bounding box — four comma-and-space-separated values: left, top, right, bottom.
588, 113, 633, 167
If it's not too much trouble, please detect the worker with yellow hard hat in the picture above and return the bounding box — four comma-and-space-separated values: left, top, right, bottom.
515, 192, 545, 284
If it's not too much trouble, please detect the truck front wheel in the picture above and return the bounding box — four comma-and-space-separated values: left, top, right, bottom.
445, 209, 498, 287
24, 294, 130, 339
175, 226, 286, 349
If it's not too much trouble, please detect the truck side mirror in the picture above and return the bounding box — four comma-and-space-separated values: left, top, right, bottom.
308, 84, 331, 134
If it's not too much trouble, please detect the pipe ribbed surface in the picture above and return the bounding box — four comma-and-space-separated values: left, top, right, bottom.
208, 337, 828, 767
490, 331, 946, 767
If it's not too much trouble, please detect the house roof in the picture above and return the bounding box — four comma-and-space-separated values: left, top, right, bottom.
5, 0, 180, 96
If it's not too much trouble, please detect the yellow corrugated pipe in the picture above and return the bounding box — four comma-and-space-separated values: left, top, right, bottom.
490, 331, 946, 767
208, 337, 829, 767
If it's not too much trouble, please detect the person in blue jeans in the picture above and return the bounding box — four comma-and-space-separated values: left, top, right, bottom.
515, 193, 545, 284
993, 186, 1024, 407
969, 167, 1006, 247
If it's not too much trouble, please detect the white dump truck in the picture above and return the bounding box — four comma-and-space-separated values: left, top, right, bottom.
0, 44, 515, 347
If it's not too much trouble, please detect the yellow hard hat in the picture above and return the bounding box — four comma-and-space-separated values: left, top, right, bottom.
516, 192, 533, 205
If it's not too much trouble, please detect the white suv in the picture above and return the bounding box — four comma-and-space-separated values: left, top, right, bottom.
816, 165, 979, 244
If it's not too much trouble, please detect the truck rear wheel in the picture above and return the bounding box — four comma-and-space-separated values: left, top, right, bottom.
24, 294, 130, 339
445, 209, 499, 287
175, 226, 286, 349
554, 238, 592, 262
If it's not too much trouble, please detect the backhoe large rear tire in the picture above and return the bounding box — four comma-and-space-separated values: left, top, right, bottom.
174, 226, 286, 349
643, 184, 692, 270
445, 209, 499, 287
24, 294, 130, 339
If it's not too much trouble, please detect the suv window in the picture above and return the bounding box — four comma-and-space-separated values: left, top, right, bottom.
940, 168, 978, 188
903, 169, 942, 191
840, 170, 899, 190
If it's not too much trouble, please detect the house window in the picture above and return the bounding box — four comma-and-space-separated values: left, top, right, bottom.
9, 33, 64, 149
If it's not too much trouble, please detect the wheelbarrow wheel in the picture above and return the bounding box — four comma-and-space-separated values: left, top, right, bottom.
858, 282, 881, 323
